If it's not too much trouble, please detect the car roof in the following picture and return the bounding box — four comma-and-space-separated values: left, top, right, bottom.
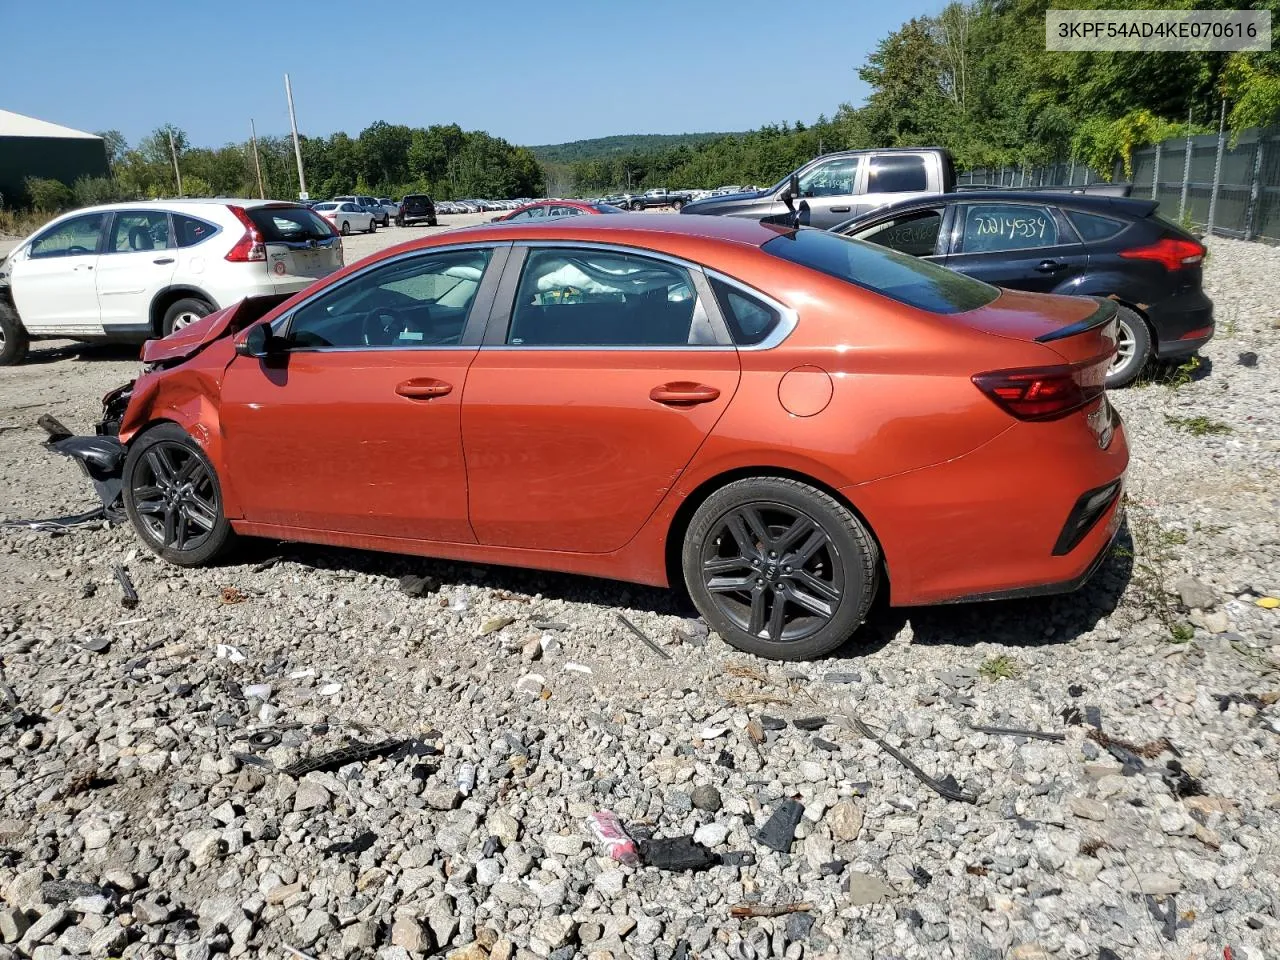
859, 191, 1156, 218
443, 213, 787, 247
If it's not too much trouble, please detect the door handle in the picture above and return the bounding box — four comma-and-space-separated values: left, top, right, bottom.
395, 378, 452, 400
650, 382, 721, 406
1035, 259, 1066, 273
153, 257, 175, 265
830, 206, 851, 213
74, 264, 94, 271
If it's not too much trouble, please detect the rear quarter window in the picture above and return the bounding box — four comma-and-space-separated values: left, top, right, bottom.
763, 228, 999, 315
1067, 210, 1128, 242
173, 214, 219, 247
709, 277, 782, 346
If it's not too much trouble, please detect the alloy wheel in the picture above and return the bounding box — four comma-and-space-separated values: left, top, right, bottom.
700, 502, 844, 644
170, 311, 202, 331
1111, 319, 1136, 374
130, 441, 219, 551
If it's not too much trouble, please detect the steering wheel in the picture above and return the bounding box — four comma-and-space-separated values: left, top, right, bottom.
66, 245, 92, 255
360, 307, 428, 346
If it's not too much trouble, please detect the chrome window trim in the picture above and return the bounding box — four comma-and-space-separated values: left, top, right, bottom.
704, 269, 799, 351
269, 241, 509, 350
489, 240, 736, 350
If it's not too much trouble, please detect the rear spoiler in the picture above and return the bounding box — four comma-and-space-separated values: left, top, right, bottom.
1036, 298, 1118, 343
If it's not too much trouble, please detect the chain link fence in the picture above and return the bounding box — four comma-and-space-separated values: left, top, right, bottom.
958, 125, 1280, 244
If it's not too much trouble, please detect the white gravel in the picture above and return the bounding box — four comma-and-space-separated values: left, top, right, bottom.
1, 234, 1278, 960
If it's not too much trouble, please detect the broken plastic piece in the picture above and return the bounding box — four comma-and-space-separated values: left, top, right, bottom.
812, 737, 840, 752
792, 716, 827, 731
617, 614, 671, 660
1085, 705, 1102, 729
398, 574, 438, 597
586, 810, 640, 866
1162, 760, 1205, 799
326, 831, 376, 855
114, 565, 138, 609
1146, 893, 1178, 942
729, 902, 811, 918
640, 835, 716, 871
1068, 683, 1086, 697
969, 723, 1066, 743
760, 716, 787, 731
38, 414, 73, 441
755, 798, 804, 852
283, 739, 406, 778
0, 507, 108, 535
216, 643, 246, 663
846, 714, 978, 803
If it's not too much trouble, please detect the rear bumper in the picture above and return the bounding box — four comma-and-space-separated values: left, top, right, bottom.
1150, 291, 1214, 359
844, 407, 1129, 607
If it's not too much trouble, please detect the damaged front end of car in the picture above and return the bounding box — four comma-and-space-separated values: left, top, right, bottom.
38, 380, 136, 519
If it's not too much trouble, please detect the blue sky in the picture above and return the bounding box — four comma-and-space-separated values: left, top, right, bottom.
4, 0, 946, 149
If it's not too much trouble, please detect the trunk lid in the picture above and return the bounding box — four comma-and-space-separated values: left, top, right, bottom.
956, 289, 1118, 365
245, 205, 344, 286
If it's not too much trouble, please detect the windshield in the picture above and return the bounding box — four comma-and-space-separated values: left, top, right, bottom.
763, 228, 999, 315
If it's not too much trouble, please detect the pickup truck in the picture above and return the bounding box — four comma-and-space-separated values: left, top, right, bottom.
681, 148, 955, 230
681, 147, 1132, 230
623, 188, 693, 211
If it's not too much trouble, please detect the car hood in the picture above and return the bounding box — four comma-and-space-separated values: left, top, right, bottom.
140, 296, 288, 366
681, 190, 769, 214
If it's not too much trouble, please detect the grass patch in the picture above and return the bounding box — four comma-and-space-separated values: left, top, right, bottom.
1169, 622, 1196, 642
979, 655, 1019, 681
1164, 414, 1232, 436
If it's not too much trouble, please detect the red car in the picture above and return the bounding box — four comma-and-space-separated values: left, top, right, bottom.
491, 200, 625, 222
49, 215, 1127, 660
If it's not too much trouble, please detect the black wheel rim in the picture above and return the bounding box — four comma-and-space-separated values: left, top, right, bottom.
131, 441, 218, 551
701, 502, 844, 644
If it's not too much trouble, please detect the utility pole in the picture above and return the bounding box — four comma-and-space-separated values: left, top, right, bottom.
249, 119, 266, 199
167, 130, 183, 197
284, 73, 308, 200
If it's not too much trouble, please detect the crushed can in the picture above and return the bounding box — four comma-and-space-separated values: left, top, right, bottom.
586, 810, 640, 866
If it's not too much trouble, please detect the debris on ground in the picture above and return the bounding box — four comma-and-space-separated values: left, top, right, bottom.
639, 835, 717, 871
586, 811, 640, 866
755, 798, 804, 852
281, 739, 406, 777
844, 714, 978, 803
113, 564, 138, 609
617, 613, 671, 660
398, 573, 439, 597
968, 723, 1066, 742
220, 586, 249, 604
728, 902, 812, 918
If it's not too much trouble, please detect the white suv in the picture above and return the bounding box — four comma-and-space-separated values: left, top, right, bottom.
0, 199, 343, 365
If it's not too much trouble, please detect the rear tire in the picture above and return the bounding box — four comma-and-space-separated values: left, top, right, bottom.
0, 301, 30, 366
341, 221, 351, 235
367, 219, 377, 234
671, 198, 685, 211
161, 297, 214, 337
630, 200, 644, 211
682, 477, 880, 661
1107, 306, 1153, 388
123, 423, 236, 566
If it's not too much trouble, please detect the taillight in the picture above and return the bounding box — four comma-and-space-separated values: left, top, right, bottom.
972, 362, 1106, 421
224, 205, 266, 262
1118, 235, 1204, 271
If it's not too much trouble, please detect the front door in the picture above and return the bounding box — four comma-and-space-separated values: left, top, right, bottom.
945, 202, 1090, 293
219, 244, 506, 542
9, 211, 108, 334
463, 245, 740, 553
792, 155, 862, 229
97, 210, 176, 330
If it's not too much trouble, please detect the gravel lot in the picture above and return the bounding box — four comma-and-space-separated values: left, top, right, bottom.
1, 231, 1278, 960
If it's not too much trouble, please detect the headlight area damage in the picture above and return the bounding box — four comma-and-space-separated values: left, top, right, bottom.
15, 295, 288, 533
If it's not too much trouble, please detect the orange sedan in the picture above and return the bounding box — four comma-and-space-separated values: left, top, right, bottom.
58, 215, 1127, 660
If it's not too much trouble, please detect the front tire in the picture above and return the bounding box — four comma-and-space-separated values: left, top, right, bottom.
0, 301, 30, 366
671, 198, 685, 211
682, 477, 879, 661
630, 200, 644, 211
161, 297, 214, 337
123, 424, 235, 566
1107, 306, 1153, 388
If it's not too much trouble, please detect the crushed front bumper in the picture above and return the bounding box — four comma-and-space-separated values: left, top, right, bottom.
38, 381, 134, 517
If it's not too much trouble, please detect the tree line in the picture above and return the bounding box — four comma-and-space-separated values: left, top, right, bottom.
20, 121, 545, 210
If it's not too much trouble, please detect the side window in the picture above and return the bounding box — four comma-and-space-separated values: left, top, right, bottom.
506, 210, 532, 221
108, 211, 170, 253
798, 157, 860, 198
960, 204, 1059, 253
285, 248, 492, 349
28, 212, 107, 259
867, 155, 928, 193
549, 206, 581, 217
709, 277, 782, 347
851, 209, 944, 257
1066, 210, 1127, 242
173, 214, 219, 247
508, 248, 714, 347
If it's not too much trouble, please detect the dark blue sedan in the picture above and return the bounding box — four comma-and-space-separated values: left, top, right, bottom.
833, 192, 1214, 387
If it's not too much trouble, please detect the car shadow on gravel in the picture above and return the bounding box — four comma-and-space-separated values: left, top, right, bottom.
233, 539, 691, 617
852, 519, 1136, 655
21, 342, 140, 365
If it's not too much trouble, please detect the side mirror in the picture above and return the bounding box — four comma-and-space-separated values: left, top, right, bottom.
789, 173, 801, 200
236, 323, 275, 359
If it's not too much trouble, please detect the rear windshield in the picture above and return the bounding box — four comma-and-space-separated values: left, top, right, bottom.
762, 228, 999, 315
247, 206, 334, 241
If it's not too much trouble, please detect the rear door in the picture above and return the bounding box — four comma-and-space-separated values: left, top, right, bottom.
96, 210, 176, 330
945, 201, 1089, 293
9, 211, 108, 333
844, 204, 950, 263
246, 205, 343, 288
462, 244, 740, 552
853, 153, 933, 219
